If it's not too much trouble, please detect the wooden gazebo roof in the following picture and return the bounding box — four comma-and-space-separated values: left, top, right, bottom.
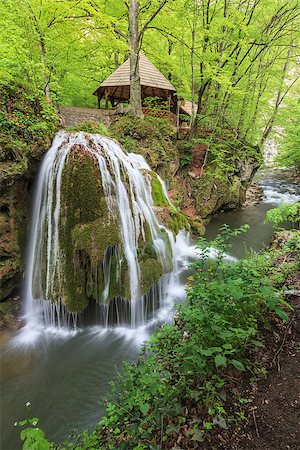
180, 100, 196, 116
93, 53, 176, 102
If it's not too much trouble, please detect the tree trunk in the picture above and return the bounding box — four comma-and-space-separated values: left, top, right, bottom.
260, 48, 292, 146
129, 0, 143, 118
39, 36, 52, 105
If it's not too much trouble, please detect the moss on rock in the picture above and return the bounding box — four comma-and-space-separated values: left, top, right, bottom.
168, 208, 191, 235
56, 144, 123, 311
72, 217, 120, 265
0, 83, 58, 307
139, 258, 164, 295
151, 173, 169, 207
111, 116, 179, 183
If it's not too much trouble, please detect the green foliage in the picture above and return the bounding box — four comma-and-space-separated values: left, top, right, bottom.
110, 115, 177, 182
177, 141, 193, 168
276, 98, 300, 171
1, 0, 299, 145
0, 83, 58, 194
17, 418, 51, 450
66, 121, 111, 137
265, 202, 300, 229
143, 97, 169, 111
196, 134, 262, 181
112, 116, 175, 145
19, 226, 299, 449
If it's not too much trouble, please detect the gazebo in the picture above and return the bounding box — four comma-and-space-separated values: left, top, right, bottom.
93, 53, 177, 111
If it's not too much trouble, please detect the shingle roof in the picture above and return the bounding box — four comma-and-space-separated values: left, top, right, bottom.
95, 53, 176, 94
180, 100, 196, 116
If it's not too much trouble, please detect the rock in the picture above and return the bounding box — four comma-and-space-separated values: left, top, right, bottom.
238, 158, 260, 183
243, 182, 263, 208
0, 84, 58, 304
0, 296, 22, 331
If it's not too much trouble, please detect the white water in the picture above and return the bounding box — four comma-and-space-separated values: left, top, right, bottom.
21, 131, 194, 342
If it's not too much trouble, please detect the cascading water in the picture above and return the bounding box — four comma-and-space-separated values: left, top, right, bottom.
23, 131, 183, 333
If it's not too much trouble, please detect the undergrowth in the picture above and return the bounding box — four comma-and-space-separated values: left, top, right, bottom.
0, 83, 58, 163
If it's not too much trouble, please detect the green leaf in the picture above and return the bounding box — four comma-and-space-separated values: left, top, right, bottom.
222, 343, 233, 350
274, 307, 288, 321
200, 348, 214, 356
232, 359, 246, 371
214, 354, 227, 368
140, 403, 150, 415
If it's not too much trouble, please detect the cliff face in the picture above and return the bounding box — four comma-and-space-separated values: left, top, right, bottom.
0, 84, 57, 302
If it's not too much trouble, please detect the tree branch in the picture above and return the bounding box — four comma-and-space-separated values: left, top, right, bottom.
139, 0, 169, 38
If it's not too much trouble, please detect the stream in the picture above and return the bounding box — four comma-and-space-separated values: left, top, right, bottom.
0, 170, 299, 450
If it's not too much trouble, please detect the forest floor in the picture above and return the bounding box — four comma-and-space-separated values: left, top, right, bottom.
224, 293, 300, 450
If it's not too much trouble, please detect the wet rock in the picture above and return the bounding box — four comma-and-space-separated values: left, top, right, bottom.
0, 84, 57, 303
243, 182, 263, 208
0, 297, 22, 331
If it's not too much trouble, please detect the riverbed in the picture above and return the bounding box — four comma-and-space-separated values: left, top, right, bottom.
0, 170, 299, 450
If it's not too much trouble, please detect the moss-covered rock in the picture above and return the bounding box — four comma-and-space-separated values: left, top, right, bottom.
168, 208, 191, 235
0, 83, 58, 306
139, 258, 164, 295
42, 138, 175, 313
190, 176, 244, 219
54, 145, 123, 311
111, 116, 179, 183
151, 172, 169, 207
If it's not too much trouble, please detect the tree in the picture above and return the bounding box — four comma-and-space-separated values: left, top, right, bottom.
0, 0, 94, 102
112, 0, 171, 117
276, 97, 300, 172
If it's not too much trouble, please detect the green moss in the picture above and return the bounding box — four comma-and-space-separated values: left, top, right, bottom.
66, 121, 111, 137
151, 173, 169, 207
72, 217, 120, 265
139, 258, 164, 295
58, 149, 116, 312
48, 141, 174, 310
110, 116, 178, 183
0, 83, 57, 164
0, 84, 58, 301
168, 208, 191, 235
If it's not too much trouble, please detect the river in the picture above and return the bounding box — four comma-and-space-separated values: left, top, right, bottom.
0, 170, 299, 450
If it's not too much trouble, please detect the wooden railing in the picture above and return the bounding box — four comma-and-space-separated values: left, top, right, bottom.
142, 108, 177, 127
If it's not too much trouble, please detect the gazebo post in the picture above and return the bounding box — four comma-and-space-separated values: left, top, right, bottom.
105, 87, 109, 109
97, 90, 101, 109
168, 92, 172, 111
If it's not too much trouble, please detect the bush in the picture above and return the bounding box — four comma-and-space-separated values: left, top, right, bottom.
265, 202, 300, 229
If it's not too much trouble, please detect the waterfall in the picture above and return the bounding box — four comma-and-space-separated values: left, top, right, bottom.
23, 131, 186, 332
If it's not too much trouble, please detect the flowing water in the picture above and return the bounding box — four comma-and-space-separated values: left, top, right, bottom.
0, 154, 299, 449
205, 170, 300, 258
23, 131, 175, 332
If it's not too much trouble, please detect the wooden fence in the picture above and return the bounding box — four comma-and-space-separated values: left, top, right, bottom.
142, 108, 177, 127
